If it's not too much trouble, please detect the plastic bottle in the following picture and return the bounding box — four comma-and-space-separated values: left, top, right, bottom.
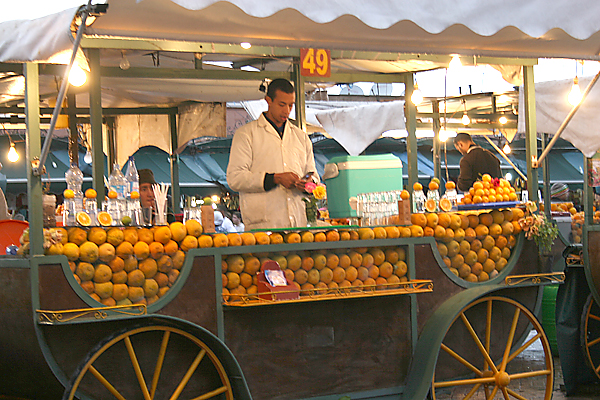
64, 162, 84, 226
412, 189, 426, 213
108, 161, 127, 224
124, 156, 141, 225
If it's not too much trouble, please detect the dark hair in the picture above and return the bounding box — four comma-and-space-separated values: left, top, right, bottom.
233, 211, 242, 221
267, 78, 294, 100
453, 132, 473, 145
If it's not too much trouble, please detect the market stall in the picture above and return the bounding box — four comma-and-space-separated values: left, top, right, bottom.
3, 1, 600, 399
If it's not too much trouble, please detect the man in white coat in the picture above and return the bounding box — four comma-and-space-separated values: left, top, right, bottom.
227, 78, 318, 230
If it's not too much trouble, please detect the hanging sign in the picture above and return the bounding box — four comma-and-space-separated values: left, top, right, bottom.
300, 48, 331, 77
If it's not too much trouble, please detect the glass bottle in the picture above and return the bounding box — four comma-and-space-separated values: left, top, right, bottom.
107, 161, 127, 225
64, 162, 84, 226
413, 189, 426, 213
124, 156, 141, 225
427, 187, 440, 212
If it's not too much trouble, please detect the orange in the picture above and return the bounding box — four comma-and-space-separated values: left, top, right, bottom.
240, 232, 256, 246
76, 212, 92, 226
149, 241, 165, 259
97, 211, 113, 227
413, 182, 423, 191
169, 222, 187, 242
137, 228, 154, 244
332, 267, 346, 283
129, 190, 140, 199
409, 225, 424, 237
285, 232, 301, 243
385, 226, 400, 239
400, 190, 410, 200
269, 233, 284, 244
314, 232, 327, 242
213, 233, 229, 247
180, 235, 198, 252
445, 181, 456, 190
85, 188, 97, 198
227, 233, 243, 246
473, 181, 484, 190
426, 213, 439, 228
133, 241, 150, 260
411, 213, 427, 228
425, 199, 437, 213
373, 227, 387, 239
437, 213, 451, 228
423, 226, 434, 237
428, 181, 439, 191
63, 189, 75, 199
326, 230, 340, 242
439, 198, 452, 212
107, 190, 118, 199
253, 232, 270, 245
479, 213, 494, 227
154, 226, 172, 244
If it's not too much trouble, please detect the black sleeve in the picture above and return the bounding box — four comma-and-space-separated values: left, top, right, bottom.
263, 173, 277, 191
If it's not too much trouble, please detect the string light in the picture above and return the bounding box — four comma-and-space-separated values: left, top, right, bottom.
84, 149, 93, 164
499, 115, 508, 125
411, 83, 423, 105
502, 143, 511, 154
461, 99, 470, 126
439, 129, 449, 142
240, 42, 252, 49
568, 76, 582, 106
7, 142, 19, 162
119, 50, 130, 70
449, 54, 462, 70
505, 172, 513, 181
68, 65, 87, 87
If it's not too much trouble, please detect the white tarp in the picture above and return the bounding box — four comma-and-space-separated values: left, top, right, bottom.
518, 76, 600, 158
2, 0, 600, 63
315, 101, 405, 156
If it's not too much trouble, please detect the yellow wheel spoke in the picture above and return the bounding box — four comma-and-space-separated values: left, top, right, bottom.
169, 348, 207, 400
434, 376, 496, 388
510, 369, 552, 380
488, 384, 499, 399
89, 365, 127, 400
589, 313, 600, 322
595, 364, 600, 375
506, 387, 529, 400
441, 343, 483, 376
588, 336, 600, 347
191, 385, 229, 400
500, 386, 510, 400
485, 300, 492, 372
460, 313, 499, 374
507, 332, 542, 364
150, 330, 171, 400
125, 336, 152, 400
500, 308, 521, 373
463, 383, 482, 400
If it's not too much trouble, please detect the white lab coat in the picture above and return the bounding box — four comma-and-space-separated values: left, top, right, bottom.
227, 114, 318, 230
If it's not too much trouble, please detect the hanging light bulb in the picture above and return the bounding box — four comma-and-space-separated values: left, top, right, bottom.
119, 51, 130, 70
7, 142, 19, 162
240, 42, 252, 49
461, 113, 471, 125
568, 76, 582, 106
68, 65, 87, 87
211, 195, 220, 203
439, 129, 449, 142
502, 143, 511, 154
411, 84, 423, 105
505, 172, 513, 181
499, 115, 508, 125
84, 149, 93, 164
449, 54, 462, 70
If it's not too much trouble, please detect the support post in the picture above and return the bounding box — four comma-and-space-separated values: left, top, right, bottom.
24, 63, 44, 255
432, 100, 442, 181
292, 60, 306, 131
67, 94, 78, 166
169, 113, 181, 214
404, 74, 418, 189
523, 65, 539, 203
88, 48, 105, 203
542, 133, 551, 219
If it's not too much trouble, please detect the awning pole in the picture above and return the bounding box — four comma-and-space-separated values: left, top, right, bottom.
534, 68, 600, 168
483, 136, 527, 181
33, 0, 93, 176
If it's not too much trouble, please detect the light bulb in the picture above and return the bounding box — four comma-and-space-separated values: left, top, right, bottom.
411, 86, 423, 105
461, 112, 470, 126
68, 65, 87, 87
211, 195, 219, 203
439, 129, 449, 142
568, 77, 582, 106
7, 143, 19, 162
502, 143, 511, 154
499, 115, 508, 125
52, 161, 57, 168
505, 172, 513, 181
240, 42, 252, 49
119, 52, 130, 70
449, 54, 462, 70
84, 150, 93, 164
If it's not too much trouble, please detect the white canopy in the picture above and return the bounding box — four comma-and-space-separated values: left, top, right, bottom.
3, 0, 600, 63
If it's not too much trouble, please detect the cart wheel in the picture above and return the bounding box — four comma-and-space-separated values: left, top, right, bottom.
432, 296, 554, 400
581, 294, 600, 380
63, 325, 234, 400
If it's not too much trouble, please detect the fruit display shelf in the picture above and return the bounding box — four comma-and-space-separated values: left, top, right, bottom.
457, 201, 520, 211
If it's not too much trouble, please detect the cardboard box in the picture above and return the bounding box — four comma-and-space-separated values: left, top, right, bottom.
397, 199, 412, 226
201, 205, 215, 233
323, 154, 403, 219
257, 260, 299, 301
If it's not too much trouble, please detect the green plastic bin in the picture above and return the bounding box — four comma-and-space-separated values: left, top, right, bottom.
542, 284, 559, 355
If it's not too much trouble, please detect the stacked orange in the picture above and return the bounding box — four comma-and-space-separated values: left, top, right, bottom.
460, 174, 518, 205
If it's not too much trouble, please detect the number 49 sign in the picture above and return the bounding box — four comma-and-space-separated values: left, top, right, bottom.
300, 48, 331, 78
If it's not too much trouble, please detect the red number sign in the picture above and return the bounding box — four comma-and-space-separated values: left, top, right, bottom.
300, 48, 331, 77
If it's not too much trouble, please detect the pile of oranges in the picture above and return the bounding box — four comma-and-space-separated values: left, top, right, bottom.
460, 174, 518, 205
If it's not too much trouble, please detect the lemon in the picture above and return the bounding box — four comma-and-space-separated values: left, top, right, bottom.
63, 189, 75, 199
202, 197, 212, 205
121, 215, 132, 226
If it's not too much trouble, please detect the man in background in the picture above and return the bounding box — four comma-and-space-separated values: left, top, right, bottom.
453, 132, 502, 191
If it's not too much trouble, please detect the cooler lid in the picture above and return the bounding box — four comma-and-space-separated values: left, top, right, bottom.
326, 154, 402, 171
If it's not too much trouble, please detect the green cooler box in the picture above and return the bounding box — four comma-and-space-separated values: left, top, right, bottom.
323, 154, 403, 219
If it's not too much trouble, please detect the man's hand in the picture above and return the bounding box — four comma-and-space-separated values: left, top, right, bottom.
273, 172, 300, 190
